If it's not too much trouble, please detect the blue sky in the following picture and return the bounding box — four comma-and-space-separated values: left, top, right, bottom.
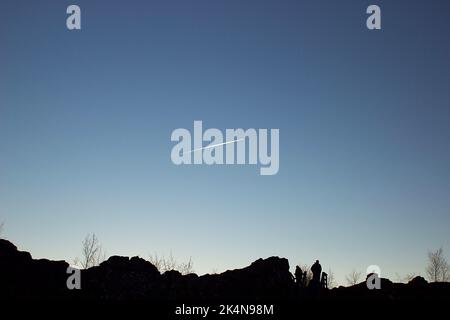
1, 0, 450, 284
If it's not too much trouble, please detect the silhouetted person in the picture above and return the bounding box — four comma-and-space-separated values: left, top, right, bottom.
295, 266, 303, 287
311, 260, 322, 283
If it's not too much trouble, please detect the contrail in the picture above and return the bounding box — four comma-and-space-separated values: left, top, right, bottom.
184, 138, 245, 154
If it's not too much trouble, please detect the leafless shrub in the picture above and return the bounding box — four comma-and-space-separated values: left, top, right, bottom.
346, 270, 362, 286
149, 252, 194, 275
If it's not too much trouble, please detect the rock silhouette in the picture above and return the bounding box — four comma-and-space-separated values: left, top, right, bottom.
1, 239, 450, 303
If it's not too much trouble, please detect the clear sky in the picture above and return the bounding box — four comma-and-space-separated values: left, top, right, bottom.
1, 0, 449, 285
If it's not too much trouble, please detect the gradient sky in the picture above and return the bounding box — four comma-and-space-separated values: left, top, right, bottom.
1, 0, 450, 285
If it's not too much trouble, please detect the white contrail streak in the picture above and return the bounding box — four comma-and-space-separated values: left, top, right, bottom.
184, 138, 245, 154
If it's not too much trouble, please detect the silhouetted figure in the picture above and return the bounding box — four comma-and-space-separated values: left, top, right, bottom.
311, 260, 322, 283
295, 266, 303, 287
302, 271, 307, 287
321, 272, 328, 289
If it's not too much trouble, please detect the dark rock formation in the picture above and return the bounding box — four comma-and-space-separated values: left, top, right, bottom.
1, 239, 450, 304
408, 276, 428, 287
0, 239, 69, 300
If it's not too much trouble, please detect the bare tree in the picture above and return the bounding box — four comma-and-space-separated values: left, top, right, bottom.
297, 264, 313, 286
327, 268, 337, 288
442, 263, 450, 282
426, 248, 450, 282
75, 233, 106, 269
346, 270, 362, 286
149, 252, 194, 275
